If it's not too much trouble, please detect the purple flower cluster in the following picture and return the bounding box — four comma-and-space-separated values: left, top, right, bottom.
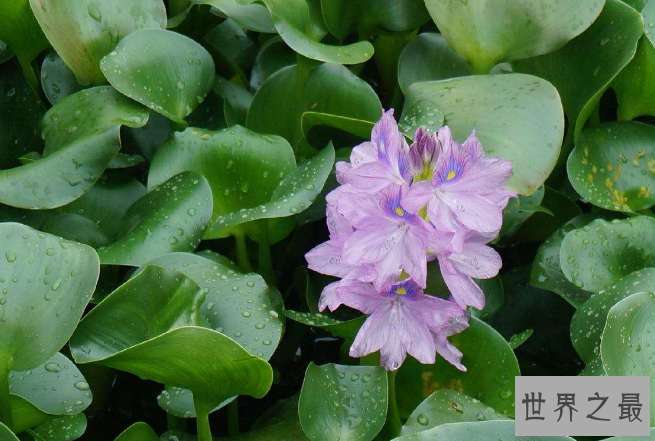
305, 110, 515, 371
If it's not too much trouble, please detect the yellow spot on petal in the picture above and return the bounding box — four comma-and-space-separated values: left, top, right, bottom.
447, 170, 456, 180
395, 287, 407, 295
395, 207, 404, 216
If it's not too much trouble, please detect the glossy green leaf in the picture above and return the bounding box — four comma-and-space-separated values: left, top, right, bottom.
238, 0, 373, 64
470, 277, 505, 322
301, 113, 374, 146
614, 36, 655, 121
560, 216, 655, 292
514, 0, 643, 144
0, 61, 45, 169
9, 352, 92, 416
100, 29, 215, 124
571, 268, 655, 369
0, 0, 48, 81
71, 268, 273, 411
513, 186, 582, 243
283, 310, 365, 342
320, 0, 428, 40
213, 77, 253, 127
122, 111, 172, 161
568, 121, 655, 212
203, 19, 256, 80
250, 37, 296, 91
601, 291, 655, 422
0, 422, 19, 441
0, 87, 148, 209
32, 413, 86, 441
206, 144, 335, 238
40, 51, 84, 105
97, 172, 213, 266
299, 363, 387, 441
397, 100, 445, 139
42, 214, 110, 248
498, 185, 545, 239
398, 33, 470, 94
530, 215, 602, 308
248, 63, 382, 145
29, 0, 167, 85
400, 390, 507, 436
392, 420, 574, 441
396, 318, 519, 419
200, 0, 275, 33
114, 422, 159, 441
402, 74, 564, 195
58, 173, 147, 241
0, 223, 99, 371
425, 0, 604, 74
148, 125, 296, 238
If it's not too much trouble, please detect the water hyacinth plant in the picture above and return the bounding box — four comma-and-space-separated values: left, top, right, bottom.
0, 0, 654, 440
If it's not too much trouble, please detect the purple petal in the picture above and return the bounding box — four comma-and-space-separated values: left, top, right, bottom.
449, 242, 502, 279
439, 192, 505, 233
318, 281, 342, 312
342, 224, 403, 265
462, 130, 484, 161
441, 269, 485, 310
350, 305, 393, 359
335, 282, 387, 314
403, 181, 434, 214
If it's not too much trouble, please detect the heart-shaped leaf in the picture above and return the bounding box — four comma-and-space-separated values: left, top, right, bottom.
398, 33, 471, 94
0, 61, 45, 169
601, 291, 655, 422
424, 0, 605, 74
114, 422, 159, 441
320, 0, 428, 40
0, 223, 99, 371
614, 36, 655, 121
238, 0, 373, 64
530, 215, 600, 308
100, 29, 215, 124
29, 0, 167, 85
0, 422, 19, 441
58, 172, 147, 241
199, 0, 275, 33
32, 413, 87, 441
40, 51, 84, 105
299, 363, 387, 441
401, 74, 564, 195
568, 121, 655, 212
148, 125, 296, 238
560, 216, 655, 292
571, 268, 655, 369
97, 172, 213, 266
0, 87, 149, 209
42, 214, 109, 248
400, 390, 507, 436
206, 144, 335, 238
396, 317, 519, 419
514, 0, 642, 144
248, 63, 382, 146
391, 420, 574, 441
250, 37, 295, 91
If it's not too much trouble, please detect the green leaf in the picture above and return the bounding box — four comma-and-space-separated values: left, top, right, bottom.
206, 144, 335, 238
0, 0, 48, 82
248, 63, 382, 146
10, 353, 92, 417
31, 413, 86, 441
199, 0, 275, 33
213, 76, 253, 127
400, 390, 507, 436
29, 0, 167, 85
283, 310, 365, 342
396, 318, 519, 419
498, 186, 545, 240
100, 29, 215, 124
398, 33, 471, 94
97, 172, 213, 266
0, 223, 99, 370
301, 113, 374, 146
568, 121, 655, 212
614, 36, 655, 121
9, 396, 49, 434
0, 422, 19, 441
601, 291, 655, 422
299, 363, 387, 441
42, 214, 110, 248
40, 51, 84, 105
560, 216, 655, 292
425, 0, 605, 74
391, 420, 574, 441
571, 268, 655, 369
507, 329, 533, 350
58, 172, 147, 241
402, 74, 564, 195
203, 20, 256, 81
148, 125, 296, 239
0, 87, 148, 210
250, 37, 295, 91
0, 61, 45, 169
238, 0, 373, 64
320, 0, 428, 40
513, 0, 643, 144
71, 265, 272, 410
114, 422, 159, 441
530, 215, 602, 308
513, 186, 582, 243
